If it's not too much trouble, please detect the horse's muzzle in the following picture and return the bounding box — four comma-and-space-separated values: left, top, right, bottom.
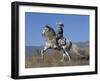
42, 32, 45, 36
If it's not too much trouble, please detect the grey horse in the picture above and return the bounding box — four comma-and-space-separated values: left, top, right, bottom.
41, 25, 72, 62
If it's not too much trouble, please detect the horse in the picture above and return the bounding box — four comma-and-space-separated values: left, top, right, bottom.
41, 25, 72, 62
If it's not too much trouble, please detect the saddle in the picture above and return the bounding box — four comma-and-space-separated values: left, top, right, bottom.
58, 37, 66, 46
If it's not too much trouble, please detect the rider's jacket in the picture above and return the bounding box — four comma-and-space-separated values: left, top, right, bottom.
56, 27, 63, 39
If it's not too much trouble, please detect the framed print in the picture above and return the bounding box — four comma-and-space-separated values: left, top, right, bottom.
11, 1, 98, 79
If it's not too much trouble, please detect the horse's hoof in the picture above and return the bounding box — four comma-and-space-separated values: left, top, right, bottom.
60, 59, 64, 63
68, 60, 70, 62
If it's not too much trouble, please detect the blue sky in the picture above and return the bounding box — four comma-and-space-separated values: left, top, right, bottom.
25, 12, 89, 46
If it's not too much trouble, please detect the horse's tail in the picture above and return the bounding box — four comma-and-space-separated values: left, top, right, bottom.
67, 41, 72, 51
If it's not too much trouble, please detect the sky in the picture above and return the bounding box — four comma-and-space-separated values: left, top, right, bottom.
25, 12, 89, 46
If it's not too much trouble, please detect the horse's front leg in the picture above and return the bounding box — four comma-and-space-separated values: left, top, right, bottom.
41, 46, 48, 60
41, 50, 44, 59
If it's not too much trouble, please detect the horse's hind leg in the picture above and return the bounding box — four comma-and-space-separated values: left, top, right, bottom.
60, 53, 66, 62
62, 47, 71, 61
64, 51, 70, 61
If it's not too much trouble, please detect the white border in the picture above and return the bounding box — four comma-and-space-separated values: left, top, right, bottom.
19, 5, 95, 76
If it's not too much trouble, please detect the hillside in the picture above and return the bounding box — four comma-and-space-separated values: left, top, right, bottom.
25, 41, 89, 68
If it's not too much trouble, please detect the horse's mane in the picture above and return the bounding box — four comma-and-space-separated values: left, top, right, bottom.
45, 25, 56, 34
44, 25, 57, 42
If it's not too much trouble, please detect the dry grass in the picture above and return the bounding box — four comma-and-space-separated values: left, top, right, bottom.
25, 49, 89, 68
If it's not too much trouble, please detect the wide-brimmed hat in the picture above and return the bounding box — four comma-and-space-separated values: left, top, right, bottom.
57, 22, 64, 27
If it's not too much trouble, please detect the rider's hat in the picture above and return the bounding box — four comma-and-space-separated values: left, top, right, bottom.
57, 22, 64, 27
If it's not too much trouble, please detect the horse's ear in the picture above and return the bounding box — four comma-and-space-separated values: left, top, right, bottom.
45, 25, 49, 28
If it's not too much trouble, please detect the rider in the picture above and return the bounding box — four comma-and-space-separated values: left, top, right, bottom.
56, 22, 66, 46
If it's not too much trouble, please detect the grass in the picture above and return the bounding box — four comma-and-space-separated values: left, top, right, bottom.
25, 48, 89, 68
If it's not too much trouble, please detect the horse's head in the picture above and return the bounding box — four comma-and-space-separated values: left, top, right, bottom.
42, 25, 56, 39
42, 25, 50, 36
42, 25, 57, 47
